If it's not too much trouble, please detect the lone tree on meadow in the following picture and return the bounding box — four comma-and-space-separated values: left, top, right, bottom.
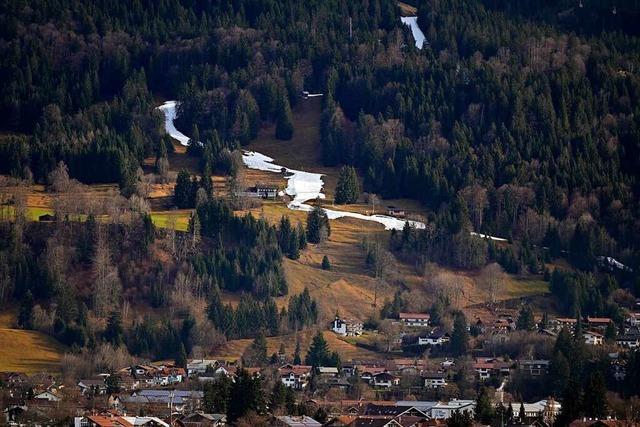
334, 166, 360, 204
306, 204, 331, 244
275, 91, 293, 140
321, 255, 331, 270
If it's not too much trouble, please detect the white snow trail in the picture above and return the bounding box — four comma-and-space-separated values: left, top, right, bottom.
400, 16, 426, 50
158, 101, 425, 231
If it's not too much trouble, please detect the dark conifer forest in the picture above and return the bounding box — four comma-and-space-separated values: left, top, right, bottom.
1, 0, 640, 423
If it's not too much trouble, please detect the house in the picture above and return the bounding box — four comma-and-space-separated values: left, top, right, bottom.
399, 312, 430, 327
279, 365, 313, 390
78, 378, 108, 395
176, 412, 226, 426
423, 372, 447, 388
123, 390, 204, 415
429, 400, 476, 419
627, 313, 640, 327
317, 366, 340, 377
153, 367, 185, 385
518, 360, 550, 376
252, 183, 279, 199
273, 415, 322, 427
493, 318, 515, 334
441, 359, 455, 370
418, 329, 450, 346
371, 372, 400, 388
616, 334, 640, 348
583, 331, 604, 346
511, 399, 562, 425
187, 359, 220, 376
38, 213, 55, 221
74, 415, 169, 427
332, 316, 364, 336
357, 366, 387, 382
586, 317, 613, 331
363, 404, 428, 418
33, 390, 61, 402
550, 318, 577, 332
316, 376, 351, 391
386, 206, 406, 218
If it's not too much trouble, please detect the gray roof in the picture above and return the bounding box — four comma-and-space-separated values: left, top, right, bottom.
395, 401, 438, 411
135, 389, 203, 398
275, 415, 322, 427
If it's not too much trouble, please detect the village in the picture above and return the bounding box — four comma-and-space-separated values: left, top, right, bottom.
2, 308, 639, 427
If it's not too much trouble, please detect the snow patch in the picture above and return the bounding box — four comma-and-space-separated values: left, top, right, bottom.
597, 256, 633, 272
157, 101, 191, 146
242, 151, 425, 231
401, 16, 426, 50
157, 100, 425, 231
470, 232, 508, 242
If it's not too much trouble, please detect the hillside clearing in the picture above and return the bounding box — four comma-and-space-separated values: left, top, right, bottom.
0, 311, 65, 374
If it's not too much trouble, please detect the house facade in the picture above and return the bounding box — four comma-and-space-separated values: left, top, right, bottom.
399, 313, 430, 327
423, 372, 447, 388
331, 316, 363, 337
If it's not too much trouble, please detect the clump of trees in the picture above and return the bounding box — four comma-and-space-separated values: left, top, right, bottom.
306, 205, 331, 244
334, 166, 360, 204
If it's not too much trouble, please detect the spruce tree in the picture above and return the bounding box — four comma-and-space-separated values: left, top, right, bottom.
176, 343, 188, 369
293, 340, 302, 365
334, 166, 360, 204
305, 331, 331, 367
18, 290, 34, 329
450, 312, 469, 356
275, 92, 293, 140
516, 305, 535, 330
583, 371, 607, 419
306, 204, 330, 244
321, 255, 331, 270
175, 169, 194, 208
474, 387, 494, 424
104, 311, 124, 346
297, 222, 307, 249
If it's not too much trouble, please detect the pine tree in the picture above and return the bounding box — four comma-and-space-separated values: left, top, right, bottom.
450, 312, 469, 356
334, 166, 360, 204
583, 371, 607, 419
447, 410, 473, 427
176, 343, 188, 369
474, 387, 494, 424
306, 204, 330, 244
104, 311, 124, 346
516, 304, 535, 330
297, 222, 307, 249
293, 340, 302, 365
305, 331, 331, 367
321, 255, 331, 270
175, 169, 194, 208
227, 368, 265, 422
18, 290, 34, 329
275, 92, 293, 140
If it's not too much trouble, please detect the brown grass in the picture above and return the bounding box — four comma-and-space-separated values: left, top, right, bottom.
212, 328, 382, 361
398, 1, 417, 16
0, 311, 66, 374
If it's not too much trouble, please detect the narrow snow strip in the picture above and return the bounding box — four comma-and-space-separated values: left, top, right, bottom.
157, 101, 190, 146
470, 232, 508, 242
242, 151, 425, 231
597, 256, 633, 272
157, 100, 425, 231
400, 16, 426, 50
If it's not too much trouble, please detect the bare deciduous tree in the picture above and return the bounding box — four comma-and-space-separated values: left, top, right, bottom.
48, 161, 71, 193
478, 262, 506, 306
92, 233, 121, 317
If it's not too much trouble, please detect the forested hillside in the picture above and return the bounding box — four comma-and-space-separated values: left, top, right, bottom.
1, 0, 640, 423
